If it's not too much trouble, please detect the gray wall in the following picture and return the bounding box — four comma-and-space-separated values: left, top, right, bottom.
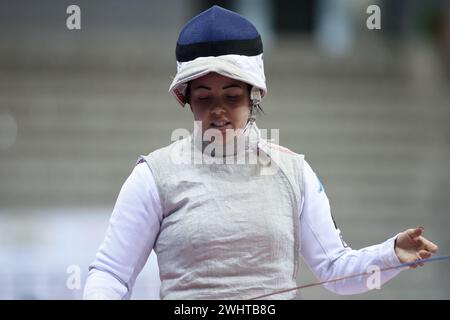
0, 1, 449, 299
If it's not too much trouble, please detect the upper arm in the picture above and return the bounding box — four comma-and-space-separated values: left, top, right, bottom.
299, 160, 350, 278
88, 162, 163, 295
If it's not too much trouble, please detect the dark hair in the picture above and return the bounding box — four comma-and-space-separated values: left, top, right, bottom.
185, 82, 192, 104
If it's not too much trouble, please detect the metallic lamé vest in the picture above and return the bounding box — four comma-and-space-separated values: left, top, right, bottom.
140, 124, 304, 299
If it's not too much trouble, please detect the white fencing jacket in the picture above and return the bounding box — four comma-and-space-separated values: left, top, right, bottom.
83, 159, 403, 299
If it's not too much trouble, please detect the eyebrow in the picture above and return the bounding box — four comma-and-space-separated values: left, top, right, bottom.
223, 84, 242, 90
192, 84, 243, 91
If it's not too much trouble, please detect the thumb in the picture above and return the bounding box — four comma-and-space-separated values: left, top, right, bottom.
408, 226, 424, 240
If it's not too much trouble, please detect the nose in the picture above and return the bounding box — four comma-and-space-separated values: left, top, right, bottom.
209, 100, 226, 116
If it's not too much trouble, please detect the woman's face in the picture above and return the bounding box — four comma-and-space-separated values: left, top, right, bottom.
189, 72, 251, 142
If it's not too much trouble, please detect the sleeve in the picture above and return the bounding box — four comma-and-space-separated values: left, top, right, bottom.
83, 161, 163, 299
299, 160, 406, 295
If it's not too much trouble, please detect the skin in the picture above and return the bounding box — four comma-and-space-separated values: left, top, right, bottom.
395, 227, 439, 267
188, 72, 251, 145
186, 72, 439, 266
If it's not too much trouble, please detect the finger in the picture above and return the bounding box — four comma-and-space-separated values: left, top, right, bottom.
418, 237, 439, 253
406, 254, 419, 269
417, 259, 425, 267
418, 250, 432, 260
411, 252, 426, 268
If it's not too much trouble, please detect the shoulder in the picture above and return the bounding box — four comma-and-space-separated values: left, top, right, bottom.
302, 159, 326, 196
261, 140, 306, 193
126, 161, 157, 191
263, 141, 323, 194
262, 141, 305, 169
265, 141, 302, 157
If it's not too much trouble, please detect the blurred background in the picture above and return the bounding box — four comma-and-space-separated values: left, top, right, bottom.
0, 0, 449, 299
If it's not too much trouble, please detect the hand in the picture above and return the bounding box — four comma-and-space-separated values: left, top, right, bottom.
395, 227, 439, 268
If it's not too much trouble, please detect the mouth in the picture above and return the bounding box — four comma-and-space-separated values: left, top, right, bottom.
209, 120, 233, 130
